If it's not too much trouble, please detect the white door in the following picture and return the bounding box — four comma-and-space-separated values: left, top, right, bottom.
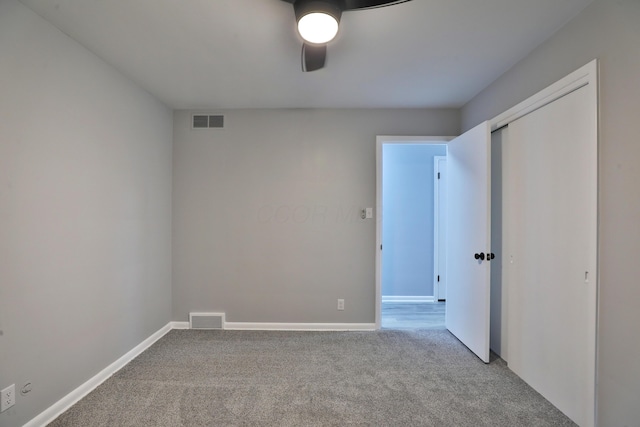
505, 86, 597, 427
433, 156, 447, 301
445, 121, 492, 363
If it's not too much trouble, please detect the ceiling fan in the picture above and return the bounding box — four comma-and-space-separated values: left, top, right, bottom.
281, 0, 412, 72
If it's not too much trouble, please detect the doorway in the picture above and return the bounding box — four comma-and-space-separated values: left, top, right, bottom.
376, 137, 453, 329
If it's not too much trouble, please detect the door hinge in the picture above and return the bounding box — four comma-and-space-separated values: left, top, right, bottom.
437, 172, 441, 179
437, 275, 440, 282
380, 244, 383, 250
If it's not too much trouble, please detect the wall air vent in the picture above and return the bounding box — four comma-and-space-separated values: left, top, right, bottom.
189, 312, 225, 329
192, 114, 224, 129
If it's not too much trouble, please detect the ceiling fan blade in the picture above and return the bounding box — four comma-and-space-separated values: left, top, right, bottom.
281, 0, 411, 11
342, 0, 411, 11
301, 43, 327, 72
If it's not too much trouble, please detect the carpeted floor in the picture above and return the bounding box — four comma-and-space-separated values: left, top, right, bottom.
49, 329, 576, 426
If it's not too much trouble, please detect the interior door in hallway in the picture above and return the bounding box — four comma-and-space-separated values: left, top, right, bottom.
434, 155, 447, 301
445, 121, 492, 363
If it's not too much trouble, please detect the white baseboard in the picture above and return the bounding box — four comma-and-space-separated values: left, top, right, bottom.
170, 321, 190, 329
24, 322, 173, 427
224, 322, 376, 331
178, 319, 376, 331
382, 296, 435, 303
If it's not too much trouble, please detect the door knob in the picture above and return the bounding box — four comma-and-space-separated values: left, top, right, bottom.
474, 253, 485, 261
488, 253, 495, 260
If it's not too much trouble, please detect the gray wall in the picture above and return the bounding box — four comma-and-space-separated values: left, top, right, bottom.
0, 1, 173, 426
461, 0, 640, 424
173, 109, 459, 323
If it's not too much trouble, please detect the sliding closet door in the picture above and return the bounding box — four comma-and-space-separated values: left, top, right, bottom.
506, 86, 597, 427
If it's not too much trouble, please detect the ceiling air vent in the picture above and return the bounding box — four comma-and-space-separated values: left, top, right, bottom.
192, 114, 224, 129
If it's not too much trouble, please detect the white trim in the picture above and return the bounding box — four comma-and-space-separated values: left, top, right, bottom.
490, 60, 597, 131
223, 322, 376, 331
382, 296, 436, 303
375, 136, 454, 330
24, 322, 174, 427
376, 135, 455, 144
171, 321, 190, 330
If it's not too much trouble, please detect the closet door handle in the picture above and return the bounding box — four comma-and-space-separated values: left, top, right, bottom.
488, 253, 495, 260
474, 253, 485, 261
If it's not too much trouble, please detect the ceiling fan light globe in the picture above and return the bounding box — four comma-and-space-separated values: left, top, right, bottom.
297, 12, 339, 44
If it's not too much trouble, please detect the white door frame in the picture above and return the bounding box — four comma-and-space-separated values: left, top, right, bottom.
433, 155, 447, 301
489, 60, 597, 131
375, 136, 454, 329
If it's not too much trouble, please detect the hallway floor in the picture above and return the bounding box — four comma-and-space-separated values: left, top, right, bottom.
381, 302, 446, 330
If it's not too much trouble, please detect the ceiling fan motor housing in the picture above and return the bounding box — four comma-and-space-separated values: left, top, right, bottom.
293, 0, 343, 24
281, 0, 411, 70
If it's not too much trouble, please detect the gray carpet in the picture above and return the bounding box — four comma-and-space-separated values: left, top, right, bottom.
49, 329, 576, 426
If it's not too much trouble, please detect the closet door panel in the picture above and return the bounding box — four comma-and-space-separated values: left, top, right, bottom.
506, 86, 597, 427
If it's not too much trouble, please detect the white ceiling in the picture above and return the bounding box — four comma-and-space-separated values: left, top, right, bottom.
20, 0, 593, 109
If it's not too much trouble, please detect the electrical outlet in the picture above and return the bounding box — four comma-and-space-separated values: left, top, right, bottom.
1, 384, 15, 412
337, 299, 345, 311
